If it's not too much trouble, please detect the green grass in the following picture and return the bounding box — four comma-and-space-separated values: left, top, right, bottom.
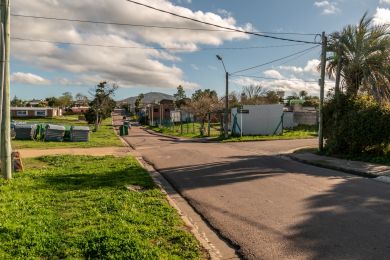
219, 125, 318, 142
148, 122, 222, 138
0, 155, 202, 259
12, 116, 124, 149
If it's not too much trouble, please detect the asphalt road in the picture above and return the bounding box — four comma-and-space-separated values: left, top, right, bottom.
125, 126, 390, 260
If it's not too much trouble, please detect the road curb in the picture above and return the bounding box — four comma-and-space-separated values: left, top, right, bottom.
287, 154, 377, 178
118, 130, 240, 260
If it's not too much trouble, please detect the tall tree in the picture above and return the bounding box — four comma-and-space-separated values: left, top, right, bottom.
57, 92, 73, 109
326, 13, 390, 101
174, 85, 187, 108
85, 81, 118, 130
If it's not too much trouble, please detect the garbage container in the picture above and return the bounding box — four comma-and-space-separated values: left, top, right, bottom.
120, 125, 128, 136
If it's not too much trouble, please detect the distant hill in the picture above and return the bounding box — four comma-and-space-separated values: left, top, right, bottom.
119, 92, 174, 105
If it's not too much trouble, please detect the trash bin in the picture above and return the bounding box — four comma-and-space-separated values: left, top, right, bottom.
120, 125, 128, 136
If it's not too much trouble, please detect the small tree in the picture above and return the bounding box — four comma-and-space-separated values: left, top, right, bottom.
134, 93, 144, 114
184, 89, 222, 136
85, 81, 118, 130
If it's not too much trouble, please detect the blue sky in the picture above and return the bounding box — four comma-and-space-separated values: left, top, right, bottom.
10, 0, 390, 100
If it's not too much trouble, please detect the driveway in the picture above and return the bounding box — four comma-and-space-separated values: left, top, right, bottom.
124, 126, 390, 260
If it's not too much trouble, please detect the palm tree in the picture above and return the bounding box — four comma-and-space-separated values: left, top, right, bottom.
326, 13, 390, 101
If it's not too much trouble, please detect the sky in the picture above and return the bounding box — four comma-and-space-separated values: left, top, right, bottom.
10, 0, 390, 101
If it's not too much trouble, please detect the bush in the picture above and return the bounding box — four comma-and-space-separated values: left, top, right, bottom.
323, 94, 390, 156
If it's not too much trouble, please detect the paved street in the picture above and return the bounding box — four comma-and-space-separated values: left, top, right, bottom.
124, 126, 390, 260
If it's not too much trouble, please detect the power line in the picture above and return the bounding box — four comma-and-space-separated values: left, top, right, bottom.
125, 0, 321, 45
231, 45, 320, 75
232, 74, 320, 83
11, 13, 318, 36
11, 37, 311, 51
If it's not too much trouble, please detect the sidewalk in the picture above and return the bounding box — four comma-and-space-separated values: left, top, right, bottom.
289, 152, 390, 178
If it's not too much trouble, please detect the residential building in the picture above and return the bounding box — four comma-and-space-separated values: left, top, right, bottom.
11, 107, 62, 118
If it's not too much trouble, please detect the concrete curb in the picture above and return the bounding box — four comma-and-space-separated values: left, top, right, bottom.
287, 153, 377, 178
118, 129, 240, 260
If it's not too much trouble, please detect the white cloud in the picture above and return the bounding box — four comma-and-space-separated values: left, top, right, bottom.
373, 8, 390, 25
379, 0, 390, 4
12, 0, 251, 90
279, 59, 320, 74
263, 70, 284, 79
233, 76, 333, 97
11, 72, 50, 85
314, 1, 340, 15
217, 9, 233, 18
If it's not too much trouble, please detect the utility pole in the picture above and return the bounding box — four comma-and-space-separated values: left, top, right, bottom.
318, 31, 327, 152
216, 55, 229, 139
0, 0, 11, 179
224, 71, 229, 138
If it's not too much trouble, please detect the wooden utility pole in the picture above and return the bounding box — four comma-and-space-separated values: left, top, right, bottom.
0, 0, 11, 179
318, 32, 327, 152
224, 72, 229, 138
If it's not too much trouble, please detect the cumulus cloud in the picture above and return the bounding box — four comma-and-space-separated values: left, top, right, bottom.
11, 72, 50, 85
233, 76, 333, 97
314, 1, 340, 15
263, 70, 284, 79
233, 58, 331, 96
12, 0, 251, 90
373, 8, 390, 25
379, 0, 390, 4
279, 59, 320, 74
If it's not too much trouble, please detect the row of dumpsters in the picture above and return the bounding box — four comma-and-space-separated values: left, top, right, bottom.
12, 123, 90, 142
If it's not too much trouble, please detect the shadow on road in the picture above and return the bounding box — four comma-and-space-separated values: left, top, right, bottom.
157, 154, 390, 259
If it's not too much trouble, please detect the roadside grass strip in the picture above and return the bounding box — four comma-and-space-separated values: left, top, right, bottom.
12, 117, 124, 149
0, 155, 202, 259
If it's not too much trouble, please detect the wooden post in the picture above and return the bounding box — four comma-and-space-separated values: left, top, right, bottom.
318, 32, 327, 152
0, 0, 11, 179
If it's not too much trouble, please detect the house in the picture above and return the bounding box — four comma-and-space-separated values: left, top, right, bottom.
145, 99, 175, 126
11, 107, 62, 118
71, 106, 89, 114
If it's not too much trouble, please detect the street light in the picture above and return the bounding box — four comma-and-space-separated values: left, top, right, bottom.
216, 55, 229, 139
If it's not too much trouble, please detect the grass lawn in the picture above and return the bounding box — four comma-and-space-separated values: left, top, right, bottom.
219, 125, 318, 142
148, 122, 221, 138
0, 155, 202, 259
12, 116, 124, 149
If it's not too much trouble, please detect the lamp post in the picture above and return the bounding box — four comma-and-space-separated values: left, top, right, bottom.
216, 55, 229, 139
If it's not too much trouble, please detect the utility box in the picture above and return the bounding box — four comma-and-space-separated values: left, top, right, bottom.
231, 104, 284, 136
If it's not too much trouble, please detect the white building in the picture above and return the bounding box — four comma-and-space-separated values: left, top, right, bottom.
231, 104, 284, 136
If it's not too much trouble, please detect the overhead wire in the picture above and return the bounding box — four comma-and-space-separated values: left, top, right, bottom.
124, 0, 321, 45
11, 37, 312, 51
11, 13, 319, 36
231, 45, 320, 75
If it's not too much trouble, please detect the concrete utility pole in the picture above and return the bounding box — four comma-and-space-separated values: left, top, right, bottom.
0, 0, 11, 179
318, 31, 327, 152
216, 55, 229, 139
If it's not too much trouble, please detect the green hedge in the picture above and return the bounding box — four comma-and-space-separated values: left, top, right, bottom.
323, 94, 390, 155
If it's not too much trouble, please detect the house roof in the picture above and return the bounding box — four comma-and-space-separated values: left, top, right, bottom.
11, 107, 59, 111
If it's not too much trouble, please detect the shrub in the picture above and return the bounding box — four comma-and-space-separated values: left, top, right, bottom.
323, 94, 390, 155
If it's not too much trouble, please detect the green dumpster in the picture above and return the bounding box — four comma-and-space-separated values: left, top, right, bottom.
120, 125, 128, 136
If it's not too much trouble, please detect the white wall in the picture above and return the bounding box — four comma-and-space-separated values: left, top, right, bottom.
231, 104, 284, 136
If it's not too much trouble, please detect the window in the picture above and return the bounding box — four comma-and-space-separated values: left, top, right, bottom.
153, 108, 158, 112
16, 110, 27, 116
165, 109, 170, 112
35, 110, 47, 117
